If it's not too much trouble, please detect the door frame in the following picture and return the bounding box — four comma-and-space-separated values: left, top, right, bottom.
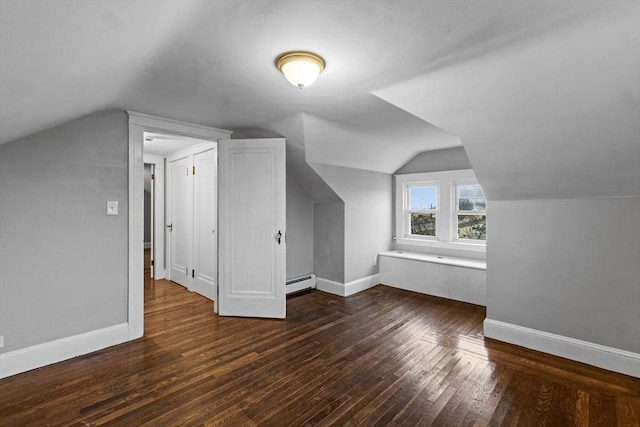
144, 154, 165, 280
127, 111, 231, 340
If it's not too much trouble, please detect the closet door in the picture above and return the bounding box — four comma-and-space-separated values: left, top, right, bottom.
218, 138, 286, 318
166, 154, 193, 288
193, 148, 218, 307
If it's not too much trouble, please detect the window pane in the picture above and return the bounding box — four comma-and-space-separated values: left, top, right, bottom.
410, 187, 422, 199
458, 185, 475, 198
424, 199, 437, 210
408, 185, 437, 211
458, 184, 486, 212
458, 198, 474, 211
410, 213, 436, 236
457, 214, 486, 240
422, 186, 437, 200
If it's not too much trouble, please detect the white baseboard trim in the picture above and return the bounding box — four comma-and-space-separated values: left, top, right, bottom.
316, 277, 344, 296
0, 323, 130, 379
484, 318, 640, 378
344, 273, 380, 296
316, 273, 381, 297
153, 269, 166, 280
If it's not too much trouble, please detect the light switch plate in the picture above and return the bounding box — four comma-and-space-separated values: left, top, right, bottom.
107, 201, 118, 216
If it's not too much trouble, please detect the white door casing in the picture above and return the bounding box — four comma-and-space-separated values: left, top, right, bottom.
218, 138, 286, 318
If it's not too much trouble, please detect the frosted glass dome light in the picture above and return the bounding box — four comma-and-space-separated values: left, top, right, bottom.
276, 51, 325, 89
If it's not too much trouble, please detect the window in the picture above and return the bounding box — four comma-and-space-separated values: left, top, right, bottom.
455, 183, 486, 241
395, 170, 487, 253
407, 184, 437, 237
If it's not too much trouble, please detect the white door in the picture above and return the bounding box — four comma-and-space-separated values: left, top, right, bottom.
149, 164, 155, 278
218, 138, 286, 318
167, 154, 193, 288
193, 148, 218, 306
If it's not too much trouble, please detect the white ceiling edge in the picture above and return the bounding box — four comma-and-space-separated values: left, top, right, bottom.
230, 109, 459, 198
234, 108, 461, 175
301, 111, 461, 174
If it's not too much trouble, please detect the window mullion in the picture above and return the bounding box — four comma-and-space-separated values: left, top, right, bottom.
437, 181, 449, 242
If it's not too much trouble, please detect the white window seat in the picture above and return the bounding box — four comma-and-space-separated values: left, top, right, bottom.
379, 250, 486, 270
379, 250, 486, 306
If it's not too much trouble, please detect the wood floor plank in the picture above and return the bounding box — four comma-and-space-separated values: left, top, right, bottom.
2, 256, 639, 426
587, 392, 617, 427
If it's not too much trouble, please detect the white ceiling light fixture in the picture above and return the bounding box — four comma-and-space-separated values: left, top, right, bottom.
275, 51, 325, 89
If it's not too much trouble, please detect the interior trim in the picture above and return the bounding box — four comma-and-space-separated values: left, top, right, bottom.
484, 318, 640, 378
0, 324, 129, 379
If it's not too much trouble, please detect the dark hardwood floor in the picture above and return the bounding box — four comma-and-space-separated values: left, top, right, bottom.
1, 257, 639, 426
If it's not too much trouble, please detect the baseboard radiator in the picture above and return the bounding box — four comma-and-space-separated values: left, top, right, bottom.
286, 273, 317, 295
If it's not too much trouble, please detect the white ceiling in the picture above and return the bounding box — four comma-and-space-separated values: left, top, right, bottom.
374, 3, 640, 200
1, 1, 638, 199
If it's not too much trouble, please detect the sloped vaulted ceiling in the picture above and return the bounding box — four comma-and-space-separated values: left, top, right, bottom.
374, 3, 640, 200
1, 1, 638, 191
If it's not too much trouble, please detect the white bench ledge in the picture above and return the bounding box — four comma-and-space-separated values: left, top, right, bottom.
379, 250, 486, 271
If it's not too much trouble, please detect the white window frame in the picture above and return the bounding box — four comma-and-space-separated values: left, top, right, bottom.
452, 179, 487, 243
404, 181, 439, 240
395, 169, 486, 253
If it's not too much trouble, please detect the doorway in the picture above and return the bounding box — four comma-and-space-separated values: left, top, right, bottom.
144, 132, 217, 301
128, 112, 287, 339
127, 112, 232, 339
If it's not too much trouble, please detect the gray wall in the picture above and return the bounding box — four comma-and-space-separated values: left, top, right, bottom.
487, 198, 640, 353
286, 175, 314, 280
0, 110, 129, 353
311, 163, 392, 283
313, 201, 345, 283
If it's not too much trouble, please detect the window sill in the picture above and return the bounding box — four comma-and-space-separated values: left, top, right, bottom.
395, 237, 486, 254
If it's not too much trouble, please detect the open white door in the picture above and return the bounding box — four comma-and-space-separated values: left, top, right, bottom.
166, 153, 193, 288
218, 138, 286, 318
149, 164, 154, 278
193, 148, 218, 307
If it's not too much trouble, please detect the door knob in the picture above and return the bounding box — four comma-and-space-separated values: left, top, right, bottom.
167, 223, 173, 231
